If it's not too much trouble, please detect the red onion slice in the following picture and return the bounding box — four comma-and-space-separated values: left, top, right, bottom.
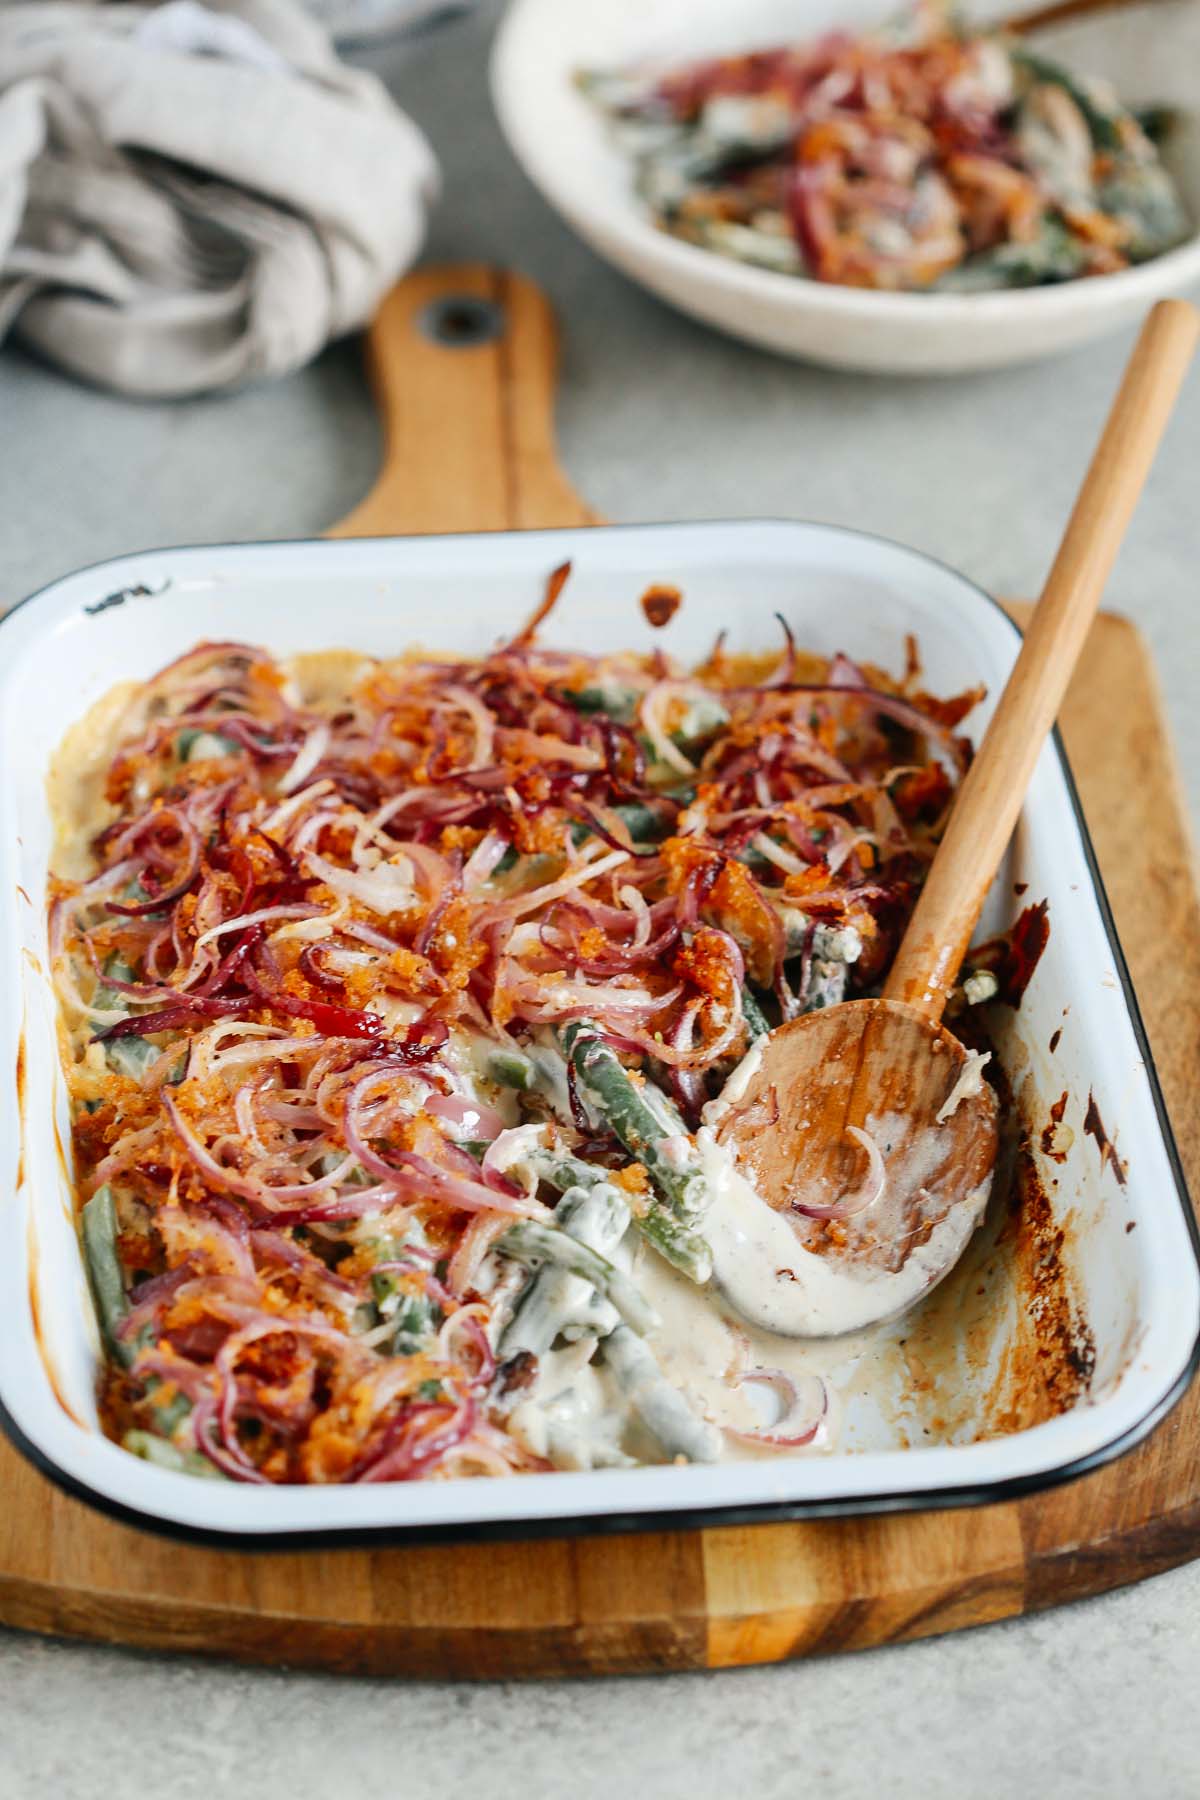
427, 1092, 506, 1143
788, 1124, 887, 1221
462, 829, 511, 888
163, 1092, 363, 1212
727, 1369, 829, 1450
278, 722, 331, 795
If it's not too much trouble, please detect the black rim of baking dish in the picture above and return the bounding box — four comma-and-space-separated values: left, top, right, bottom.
2, 519, 1198, 1551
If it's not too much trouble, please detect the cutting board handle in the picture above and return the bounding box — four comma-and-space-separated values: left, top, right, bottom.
327, 265, 595, 539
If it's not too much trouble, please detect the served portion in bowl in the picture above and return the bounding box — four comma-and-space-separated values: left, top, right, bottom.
493, 0, 1200, 370
50, 575, 1003, 1487
582, 0, 1189, 293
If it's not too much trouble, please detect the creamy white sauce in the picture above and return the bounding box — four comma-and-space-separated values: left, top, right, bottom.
706, 1039, 764, 1114
696, 1127, 989, 1338
696, 1041, 991, 1338
935, 1049, 991, 1123
484, 1123, 550, 1183
630, 1233, 850, 1455
508, 1348, 631, 1470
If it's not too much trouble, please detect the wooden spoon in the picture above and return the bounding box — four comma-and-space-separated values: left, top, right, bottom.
712, 299, 1199, 1338
1004, 0, 1169, 35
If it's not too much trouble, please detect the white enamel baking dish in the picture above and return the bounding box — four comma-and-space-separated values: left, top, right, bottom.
2, 520, 1197, 1544
492, 0, 1200, 373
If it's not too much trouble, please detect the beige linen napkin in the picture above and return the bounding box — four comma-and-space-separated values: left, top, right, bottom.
0, 0, 439, 395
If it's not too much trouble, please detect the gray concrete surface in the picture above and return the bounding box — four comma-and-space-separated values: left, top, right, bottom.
2, 5, 1199, 1794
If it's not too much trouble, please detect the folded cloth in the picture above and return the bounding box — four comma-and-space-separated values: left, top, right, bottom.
0, 0, 439, 395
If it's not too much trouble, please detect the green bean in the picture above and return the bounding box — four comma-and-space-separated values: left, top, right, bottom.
107, 1037, 164, 1080
370, 1254, 440, 1354
498, 1216, 658, 1339
491, 851, 555, 893
1097, 165, 1190, 260
558, 1022, 713, 1283
176, 727, 239, 763
615, 801, 673, 842
95, 956, 184, 1082
487, 1048, 536, 1092
529, 1146, 711, 1283
389, 1292, 439, 1354
569, 802, 674, 850
82, 1189, 197, 1438
93, 954, 135, 1008
95, 956, 157, 1079
633, 1207, 713, 1286
771, 915, 865, 1013
122, 1430, 226, 1479
527, 1148, 607, 1193
939, 222, 1086, 291
777, 912, 863, 963
670, 696, 729, 746
369, 1235, 442, 1354
1133, 104, 1178, 145
501, 1183, 630, 1359
1012, 48, 1123, 150
82, 1186, 133, 1367
559, 1021, 705, 1214
559, 1020, 703, 1213
554, 1182, 629, 1244
561, 684, 639, 722
149, 1390, 193, 1435
523, 1039, 575, 1127
741, 984, 771, 1042
94, 956, 141, 1054
601, 1326, 721, 1464
82, 1188, 195, 1438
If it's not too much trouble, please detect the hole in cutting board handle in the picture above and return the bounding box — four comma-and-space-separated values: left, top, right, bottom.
418, 295, 505, 348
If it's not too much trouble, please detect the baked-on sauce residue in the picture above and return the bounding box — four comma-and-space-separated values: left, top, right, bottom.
14, 1030, 25, 1190
973, 899, 1050, 1008
879, 1034, 1095, 1443
1084, 1090, 1128, 1188
1049, 1026, 1063, 1053
640, 583, 683, 628
1040, 1091, 1070, 1165
1009, 1143, 1097, 1408
1002, 900, 1050, 1005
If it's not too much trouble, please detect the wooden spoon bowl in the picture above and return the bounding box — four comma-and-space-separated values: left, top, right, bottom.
716, 1001, 997, 1280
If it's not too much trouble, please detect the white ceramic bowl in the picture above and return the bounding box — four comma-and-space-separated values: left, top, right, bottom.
2, 521, 1197, 1544
491, 0, 1200, 373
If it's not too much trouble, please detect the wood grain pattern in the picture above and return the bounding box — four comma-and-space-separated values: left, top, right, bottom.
1, 265, 1197, 1677
717, 1000, 999, 1327
1007, 0, 1170, 35
327, 267, 595, 538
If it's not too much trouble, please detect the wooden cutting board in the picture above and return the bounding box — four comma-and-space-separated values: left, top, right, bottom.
2, 264, 1198, 1677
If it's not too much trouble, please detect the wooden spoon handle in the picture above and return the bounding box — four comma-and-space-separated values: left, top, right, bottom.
885, 298, 1199, 1019
1004, 0, 1168, 34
